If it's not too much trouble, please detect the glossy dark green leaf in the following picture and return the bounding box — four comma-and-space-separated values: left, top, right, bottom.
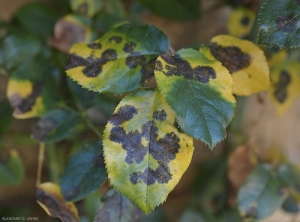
155, 49, 236, 148
60, 141, 106, 201
31, 109, 82, 143
66, 23, 169, 94
137, 0, 201, 21
277, 164, 300, 196
258, 0, 300, 48
0, 99, 13, 137
0, 149, 24, 186
282, 195, 299, 213
3, 34, 42, 70
237, 164, 287, 220
14, 2, 59, 36
94, 189, 142, 222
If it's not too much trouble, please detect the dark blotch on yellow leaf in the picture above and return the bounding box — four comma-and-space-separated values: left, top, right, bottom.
174, 119, 184, 134
276, 15, 297, 33
126, 53, 146, 69
109, 36, 122, 43
77, 3, 88, 15
67, 49, 117, 78
141, 58, 156, 85
209, 43, 251, 73
274, 70, 290, 103
87, 42, 102, 49
9, 83, 42, 115
241, 16, 250, 26
153, 109, 167, 122
110, 105, 138, 126
32, 117, 57, 141
158, 53, 216, 83
123, 42, 136, 54
244, 206, 258, 219
36, 187, 73, 221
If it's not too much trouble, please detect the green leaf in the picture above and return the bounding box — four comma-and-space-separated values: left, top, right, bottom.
258, 0, 300, 48
36, 182, 79, 222
66, 23, 169, 94
70, 0, 103, 17
103, 88, 194, 213
137, 0, 201, 21
31, 109, 82, 143
60, 141, 107, 201
94, 189, 142, 222
3, 34, 42, 70
0, 99, 13, 138
282, 195, 299, 213
0, 149, 24, 186
237, 164, 287, 220
14, 2, 59, 36
155, 49, 235, 148
277, 164, 300, 198
201, 35, 270, 96
105, 0, 126, 18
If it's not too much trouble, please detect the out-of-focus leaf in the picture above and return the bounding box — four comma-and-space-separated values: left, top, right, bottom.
201, 35, 270, 96
0, 149, 24, 186
155, 48, 235, 148
66, 23, 169, 94
31, 109, 82, 143
258, 0, 300, 48
281, 195, 299, 213
268, 62, 300, 116
60, 141, 107, 201
94, 189, 142, 222
0, 99, 13, 137
70, 0, 103, 17
3, 34, 42, 70
227, 7, 255, 38
14, 2, 59, 36
103, 89, 194, 213
217, 208, 243, 222
84, 191, 102, 220
94, 13, 124, 32
49, 14, 95, 53
105, 0, 126, 18
140, 207, 168, 222
237, 164, 287, 220
179, 209, 208, 222
137, 0, 201, 21
36, 182, 79, 222
277, 164, 300, 199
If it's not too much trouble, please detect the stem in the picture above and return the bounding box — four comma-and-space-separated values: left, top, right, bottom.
36, 143, 45, 186
46, 144, 60, 183
85, 116, 103, 139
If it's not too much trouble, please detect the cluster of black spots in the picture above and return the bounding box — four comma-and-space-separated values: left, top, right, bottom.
109, 36, 122, 43
77, 2, 88, 15
174, 119, 184, 134
241, 16, 250, 26
36, 187, 72, 221
159, 53, 216, 83
274, 70, 291, 103
9, 83, 43, 115
209, 42, 251, 73
153, 109, 167, 122
87, 42, 102, 49
155, 60, 163, 71
276, 15, 297, 33
66, 48, 118, 78
32, 117, 57, 141
110, 105, 138, 126
123, 41, 156, 84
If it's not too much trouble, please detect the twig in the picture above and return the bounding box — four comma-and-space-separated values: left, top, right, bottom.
36, 142, 45, 186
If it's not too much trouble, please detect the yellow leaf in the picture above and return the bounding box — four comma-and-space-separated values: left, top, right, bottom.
204, 35, 270, 96
36, 182, 79, 222
227, 7, 255, 38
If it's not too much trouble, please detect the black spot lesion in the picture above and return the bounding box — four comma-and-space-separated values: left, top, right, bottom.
108, 103, 182, 185
109, 36, 122, 43
274, 70, 291, 103
276, 14, 298, 33
9, 83, 43, 115
153, 110, 167, 122
66, 48, 118, 78
123, 42, 137, 54
241, 16, 250, 26
87, 42, 102, 49
31, 116, 57, 141
156, 53, 217, 84
209, 42, 251, 73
